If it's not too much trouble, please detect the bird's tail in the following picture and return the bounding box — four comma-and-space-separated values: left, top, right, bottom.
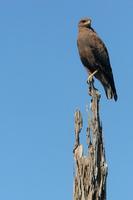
100, 71, 118, 101
103, 83, 117, 101
102, 75, 118, 101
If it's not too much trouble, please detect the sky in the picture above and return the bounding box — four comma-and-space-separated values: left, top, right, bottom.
0, 0, 132, 199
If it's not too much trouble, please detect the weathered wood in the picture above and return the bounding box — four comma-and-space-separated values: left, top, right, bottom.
73, 80, 108, 200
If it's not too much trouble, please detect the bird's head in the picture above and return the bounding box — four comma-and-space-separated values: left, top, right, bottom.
78, 18, 92, 28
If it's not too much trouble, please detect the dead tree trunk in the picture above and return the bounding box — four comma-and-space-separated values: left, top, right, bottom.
73, 80, 108, 200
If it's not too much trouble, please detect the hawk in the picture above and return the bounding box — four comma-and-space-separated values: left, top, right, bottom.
77, 18, 118, 101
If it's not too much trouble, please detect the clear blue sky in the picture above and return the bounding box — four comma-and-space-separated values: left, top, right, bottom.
0, 0, 132, 199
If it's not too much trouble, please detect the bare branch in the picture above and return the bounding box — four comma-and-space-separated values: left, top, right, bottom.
73, 80, 108, 200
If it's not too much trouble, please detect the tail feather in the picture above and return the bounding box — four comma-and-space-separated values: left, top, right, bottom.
97, 71, 118, 101
103, 83, 117, 101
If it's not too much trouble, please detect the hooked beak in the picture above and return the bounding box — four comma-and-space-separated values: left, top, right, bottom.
84, 20, 91, 26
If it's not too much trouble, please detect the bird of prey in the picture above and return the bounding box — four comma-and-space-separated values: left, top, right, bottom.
77, 18, 118, 101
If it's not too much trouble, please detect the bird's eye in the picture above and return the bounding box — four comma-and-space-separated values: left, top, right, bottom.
82, 20, 86, 23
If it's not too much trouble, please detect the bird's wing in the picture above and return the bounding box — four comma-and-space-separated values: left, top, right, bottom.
89, 32, 113, 75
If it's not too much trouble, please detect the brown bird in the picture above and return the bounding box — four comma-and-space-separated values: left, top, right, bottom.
77, 18, 118, 101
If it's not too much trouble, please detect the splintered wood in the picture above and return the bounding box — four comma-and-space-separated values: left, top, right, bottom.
73, 82, 108, 200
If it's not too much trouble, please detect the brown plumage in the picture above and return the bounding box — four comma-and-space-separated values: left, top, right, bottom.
77, 18, 118, 101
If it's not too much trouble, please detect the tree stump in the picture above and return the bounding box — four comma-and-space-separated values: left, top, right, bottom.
73, 80, 108, 200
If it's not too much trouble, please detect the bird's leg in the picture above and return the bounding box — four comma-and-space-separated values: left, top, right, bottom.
87, 70, 99, 96
87, 69, 98, 83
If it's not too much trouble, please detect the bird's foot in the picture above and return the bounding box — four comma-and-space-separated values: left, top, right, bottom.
87, 70, 98, 83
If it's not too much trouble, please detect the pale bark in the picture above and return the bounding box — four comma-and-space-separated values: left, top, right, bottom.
73, 80, 108, 200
